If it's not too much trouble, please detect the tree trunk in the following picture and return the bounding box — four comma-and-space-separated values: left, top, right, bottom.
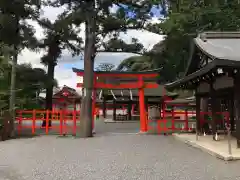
45, 62, 55, 110
78, 1, 96, 138
9, 47, 18, 137
42, 61, 55, 127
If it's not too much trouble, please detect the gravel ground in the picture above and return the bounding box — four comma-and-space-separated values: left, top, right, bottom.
1, 121, 240, 180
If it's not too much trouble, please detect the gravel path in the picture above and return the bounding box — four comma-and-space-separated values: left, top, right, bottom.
1, 122, 240, 180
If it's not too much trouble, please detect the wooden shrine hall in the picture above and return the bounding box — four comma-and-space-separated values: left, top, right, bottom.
72, 68, 176, 133
96, 86, 177, 121
166, 32, 240, 147
51, 86, 81, 111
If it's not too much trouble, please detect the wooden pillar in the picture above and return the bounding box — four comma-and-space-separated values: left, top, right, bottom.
52, 103, 56, 111
103, 96, 106, 118
92, 75, 97, 130
74, 100, 76, 111
234, 74, 240, 147
138, 76, 147, 132
228, 95, 235, 131
210, 83, 217, 140
159, 101, 162, 118
127, 100, 132, 120
131, 104, 135, 115
201, 97, 209, 131
195, 94, 201, 133
64, 103, 67, 111
113, 99, 117, 121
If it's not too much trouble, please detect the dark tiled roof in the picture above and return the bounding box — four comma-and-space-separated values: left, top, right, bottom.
97, 76, 159, 84
195, 32, 240, 61
166, 32, 240, 90
96, 84, 178, 99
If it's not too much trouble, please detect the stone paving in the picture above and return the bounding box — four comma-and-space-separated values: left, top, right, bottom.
173, 133, 240, 161
1, 121, 240, 180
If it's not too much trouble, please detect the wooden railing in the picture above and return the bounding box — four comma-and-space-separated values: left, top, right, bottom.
16, 110, 80, 135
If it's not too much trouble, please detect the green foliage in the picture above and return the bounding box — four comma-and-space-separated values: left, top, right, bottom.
0, 0, 42, 119
119, 0, 240, 82
0, 53, 56, 110
38, 11, 83, 65
157, 0, 240, 81
0, 0, 41, 50
95, 63, 115, 71
117, 55, 154, 71
58, 0, 165, 55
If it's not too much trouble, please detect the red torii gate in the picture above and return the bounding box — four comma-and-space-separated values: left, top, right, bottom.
72, 68, 159, 133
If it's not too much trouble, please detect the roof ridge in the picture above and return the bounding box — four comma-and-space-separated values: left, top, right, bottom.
198, 32, 240, 39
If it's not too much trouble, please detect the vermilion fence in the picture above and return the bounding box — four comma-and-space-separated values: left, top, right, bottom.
147, 103, 230, 133
147, 110, 196, 133
16, 110, 80, 135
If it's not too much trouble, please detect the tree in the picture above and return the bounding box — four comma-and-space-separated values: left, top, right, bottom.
37, 11, 82, 112
0, 52, 11, 109
36, 10, 82, 127
96, 63, 115, 71
57, 0, 165, 137
14, 64, 57, 110
0, 59, 54, 111
116, 40, 170, 81
117, 55, 153, 71
0, 0, 41, 134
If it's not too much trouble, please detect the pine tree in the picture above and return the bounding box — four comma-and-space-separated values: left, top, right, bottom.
0, 0, 41, 135
57, 0, 164, 137
37, 11, 82, 112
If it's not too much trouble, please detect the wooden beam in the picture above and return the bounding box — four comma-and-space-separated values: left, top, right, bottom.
103, 97, 106, 118
77, 82, 158, 89
113, 99, 117, 121
76, 72, 159, 78
127, 100, 132, 120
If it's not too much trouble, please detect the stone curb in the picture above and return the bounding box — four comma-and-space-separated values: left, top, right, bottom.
172, 134, 240, 161
136, 131, 148, 135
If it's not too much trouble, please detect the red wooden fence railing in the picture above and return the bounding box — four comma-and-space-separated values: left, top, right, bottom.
147, 109, 230, 133
16, 110, 80, 135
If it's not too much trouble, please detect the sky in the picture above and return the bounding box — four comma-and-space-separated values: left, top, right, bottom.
18, 4, 165, 89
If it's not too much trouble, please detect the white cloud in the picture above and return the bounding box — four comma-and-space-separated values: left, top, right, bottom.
19, 6, 164, 89
120, 29, 165, 51
55, 66, 79, 87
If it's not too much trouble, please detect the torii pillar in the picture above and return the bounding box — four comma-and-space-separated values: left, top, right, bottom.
138, 76, 147, 132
